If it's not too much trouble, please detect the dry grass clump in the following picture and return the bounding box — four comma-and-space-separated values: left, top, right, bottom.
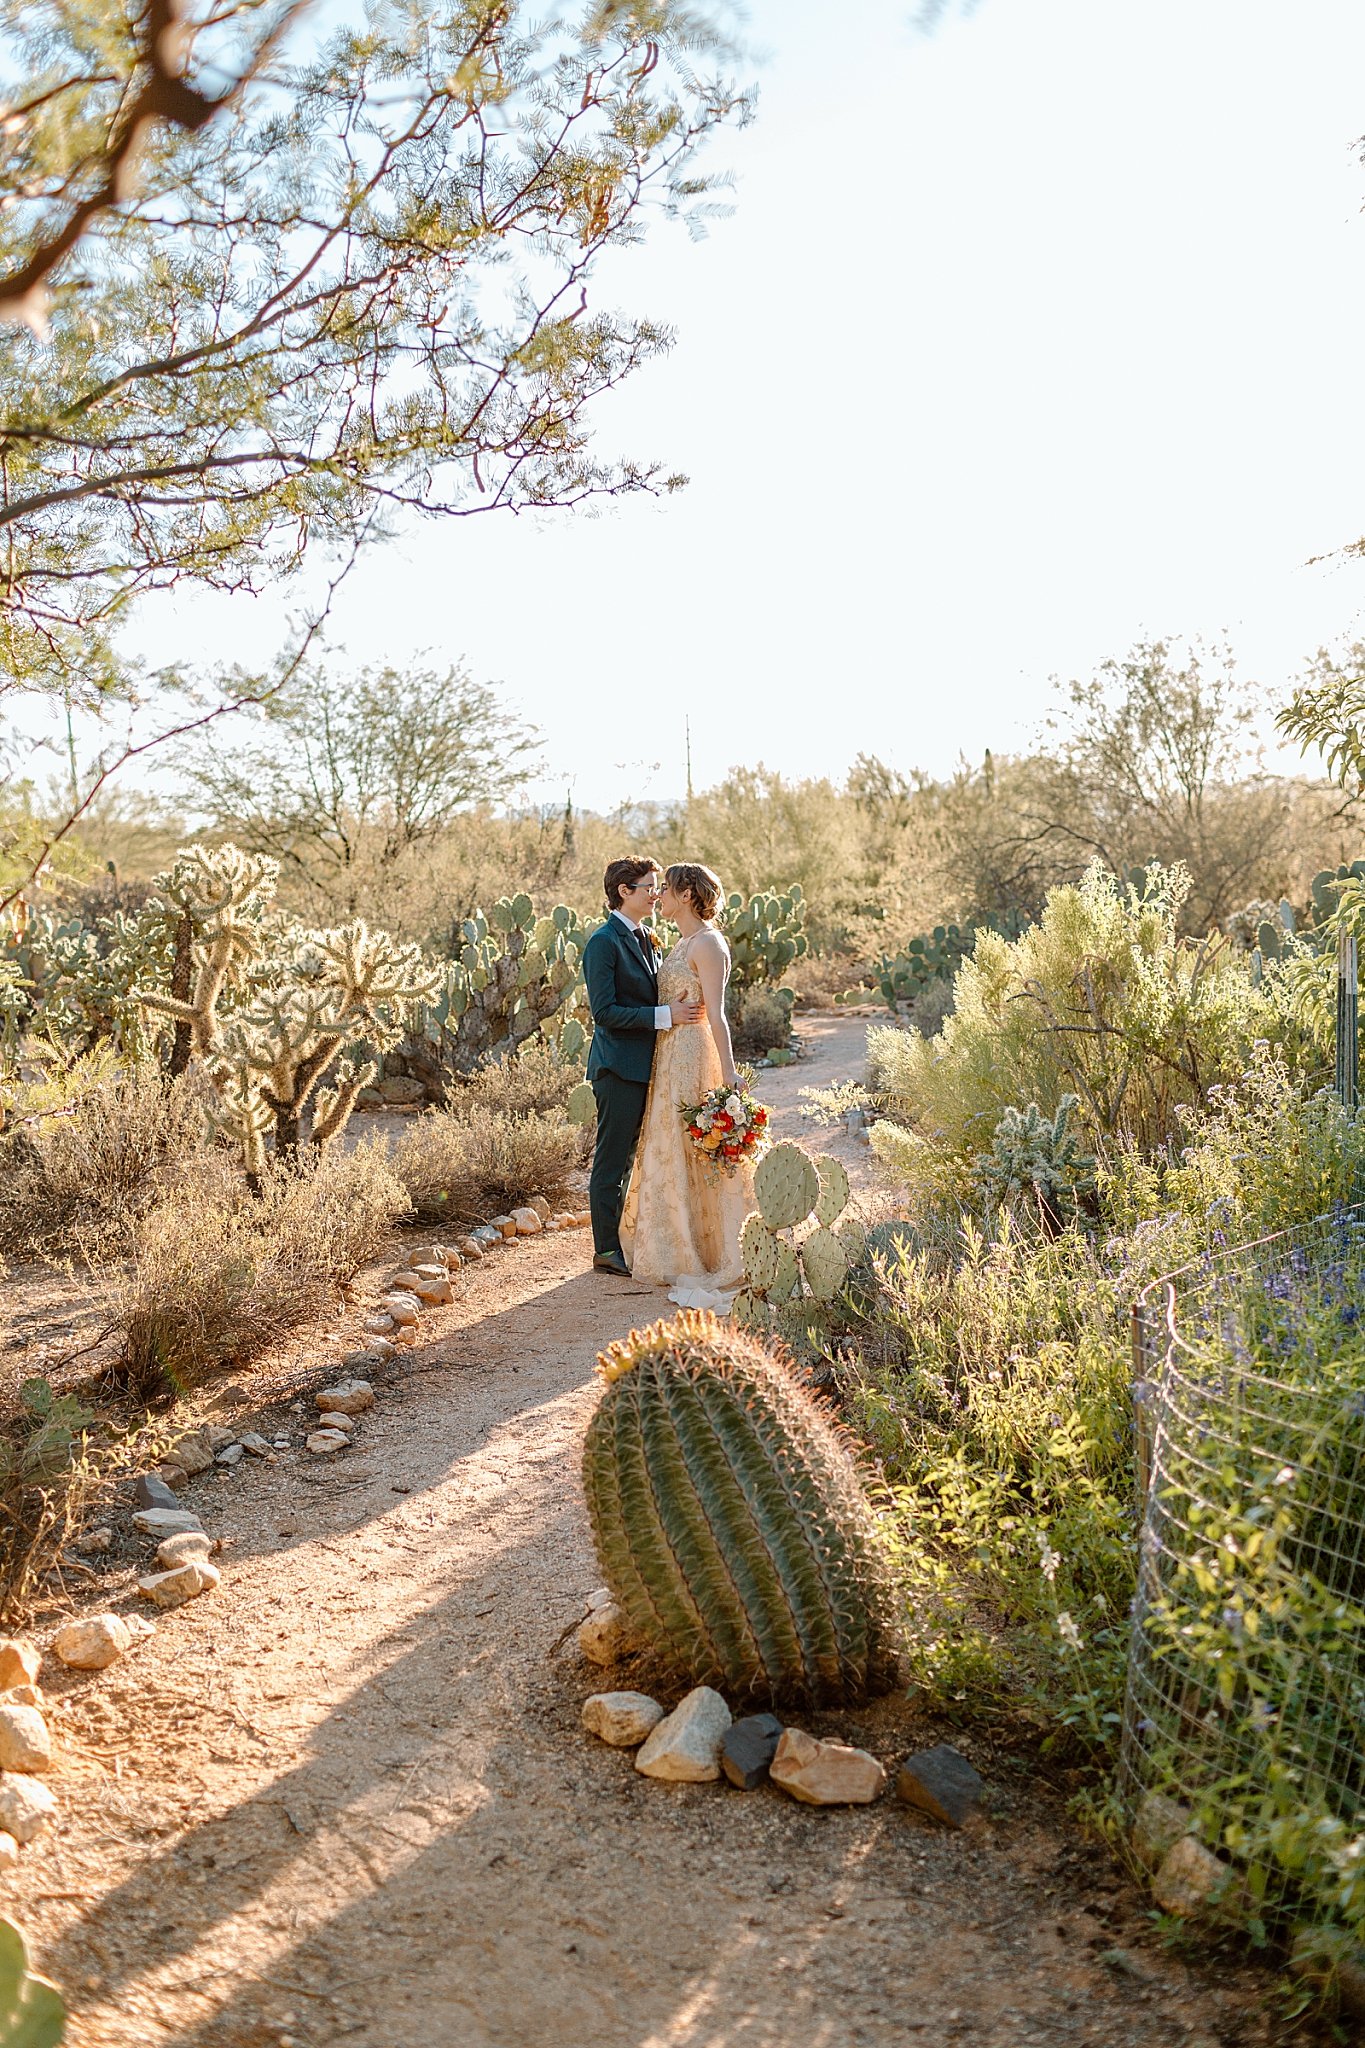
111, 1144, 407, 1401
443, 1038, 580, 1120
394, 1104, 583, 1224
0, 1063, 209, 1259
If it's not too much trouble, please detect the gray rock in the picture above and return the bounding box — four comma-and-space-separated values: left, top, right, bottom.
895, 1744, 984, 1828
314, 1380, 374, 1416
72, 1526, 113, 1555
133, 1473, 182, 1512
137, 1560, 221, 1609
721, 1713, 784, 1790
237, 1433, 272, 1457
635, 1687, 732, 1782
0, 1703, 51, 1774
770, 1729, 886, 1806
51, 1613, 131, 1670
582, 1692, 665, 1747
215, 1443, 246, 1467
0, 1773, 56, 1844
131, 1508, 203, 1539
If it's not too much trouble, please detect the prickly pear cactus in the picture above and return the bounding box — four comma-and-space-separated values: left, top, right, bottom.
0, 1918, 66, 2047
722, 886, 809, 988
566, 1080, 598, 1126
407, 897, 592, 1080
739, 1140, 861, 1335
582, 1311, 901, 1703
754, 1143, 819, 1230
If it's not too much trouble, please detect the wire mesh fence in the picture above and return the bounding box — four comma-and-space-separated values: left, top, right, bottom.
1120, 1208, 1365, 1932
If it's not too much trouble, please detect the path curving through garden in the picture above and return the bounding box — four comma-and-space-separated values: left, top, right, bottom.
9, 1017, 1281, 2048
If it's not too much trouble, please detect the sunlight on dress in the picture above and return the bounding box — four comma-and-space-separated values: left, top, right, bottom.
620, 934, 757, 1309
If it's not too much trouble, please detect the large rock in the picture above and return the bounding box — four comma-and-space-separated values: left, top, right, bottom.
133, 1473, 183, 1513
406, 1244, 447, 1269
1132, 1790, 1194, 1871
527, 1195, 553, 1223
0, 1774, 56, 1844
721, 1713, 784, 1791
0, 1641, 40, 1692
577, 1601, 631, 1667
314, 1380, 374, 1416
153, 1462, 190, 1493
51, 1613, 132, 1669
770, 1729, 886, 1806
384, 1294, 421, 1327
1152, 1835, 1240, 1919
362, 1314, 396, 1336
582, 1692, 665, 1747
895, 1744, 985, 1828
137, 1560, 221, 1610
457, 1237, 485, 1261
511, 1206, 543, 1236
306, 1429, 351, 1456
391, 1267, 453, 1304
635, 1687, 732, 1782
155, 1531, 215, 1570
166, 1432, 214, 1477
131, 1508, 203, 1539
0, 1704, 51, 1774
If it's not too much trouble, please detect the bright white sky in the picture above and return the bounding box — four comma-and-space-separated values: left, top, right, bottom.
123, 0, 1365, 815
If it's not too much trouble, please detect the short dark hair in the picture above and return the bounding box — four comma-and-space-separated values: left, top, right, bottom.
603, 856, 661, 910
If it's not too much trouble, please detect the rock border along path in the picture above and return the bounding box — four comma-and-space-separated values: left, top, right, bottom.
4, 1017, 1284, 2048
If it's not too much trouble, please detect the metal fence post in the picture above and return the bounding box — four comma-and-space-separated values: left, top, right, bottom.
1336, 927, 1358, 1109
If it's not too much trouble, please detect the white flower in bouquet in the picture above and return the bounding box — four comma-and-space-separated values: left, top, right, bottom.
697, 1109, 714, 1130
725, 1094, 744, 1119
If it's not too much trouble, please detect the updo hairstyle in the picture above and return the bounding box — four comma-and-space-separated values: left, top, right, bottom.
665, 862, 724, 921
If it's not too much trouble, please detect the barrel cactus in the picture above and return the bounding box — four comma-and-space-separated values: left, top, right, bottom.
582, 1311, 901, 1704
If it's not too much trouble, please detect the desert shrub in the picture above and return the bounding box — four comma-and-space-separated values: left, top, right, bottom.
393, 1104, 583, 1224
111, 1146, 406, 1400
0, 1059, 209, 1259
726, 983, 794, 1059
443, 1037, 581, 1122
866, 861, 1294, 1212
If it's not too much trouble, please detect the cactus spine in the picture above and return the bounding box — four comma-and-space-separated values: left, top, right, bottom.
582, 1311, 900, 1704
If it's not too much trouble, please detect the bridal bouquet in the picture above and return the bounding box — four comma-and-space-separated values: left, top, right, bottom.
679, 1078, 770, 1175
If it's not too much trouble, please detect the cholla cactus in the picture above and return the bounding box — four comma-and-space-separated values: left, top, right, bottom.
975, 1094, 1095, 1233
409, 895, 592, 1079
735, 1141, 864, 1332
722, 887, 809, 988
138, 846, 279, 1071
210, 920, 441, 1166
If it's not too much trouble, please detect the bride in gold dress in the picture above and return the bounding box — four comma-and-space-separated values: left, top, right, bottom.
620, 862, 757, 1309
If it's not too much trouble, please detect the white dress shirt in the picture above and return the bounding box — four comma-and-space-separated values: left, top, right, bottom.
610, 908, 671, 1030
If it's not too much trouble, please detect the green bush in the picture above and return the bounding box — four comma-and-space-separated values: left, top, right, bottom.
867, 861, 1293, 1212
393, 1104, 584, 1224
725, 982, 794, 1058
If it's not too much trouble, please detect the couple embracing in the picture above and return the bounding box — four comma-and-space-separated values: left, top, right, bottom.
583, 857, 758, 1312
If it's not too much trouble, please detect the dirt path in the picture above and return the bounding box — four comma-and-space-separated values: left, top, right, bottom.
6, 1019, 1287, 2048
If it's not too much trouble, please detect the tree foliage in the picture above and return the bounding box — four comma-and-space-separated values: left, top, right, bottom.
0, 0, 749, 708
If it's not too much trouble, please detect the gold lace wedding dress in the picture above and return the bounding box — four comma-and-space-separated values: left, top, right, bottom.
620, 934, 757, 1309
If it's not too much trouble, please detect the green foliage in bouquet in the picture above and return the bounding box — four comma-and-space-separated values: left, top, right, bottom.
582, 1310, 901, 1705
722, 886, 809, 988
0, 1918, 66, 2047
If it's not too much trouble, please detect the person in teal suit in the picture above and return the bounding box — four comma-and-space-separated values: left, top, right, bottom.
583, 856, 702, 1274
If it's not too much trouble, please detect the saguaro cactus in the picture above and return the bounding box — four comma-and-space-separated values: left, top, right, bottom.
582, 1310, 901, 1705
